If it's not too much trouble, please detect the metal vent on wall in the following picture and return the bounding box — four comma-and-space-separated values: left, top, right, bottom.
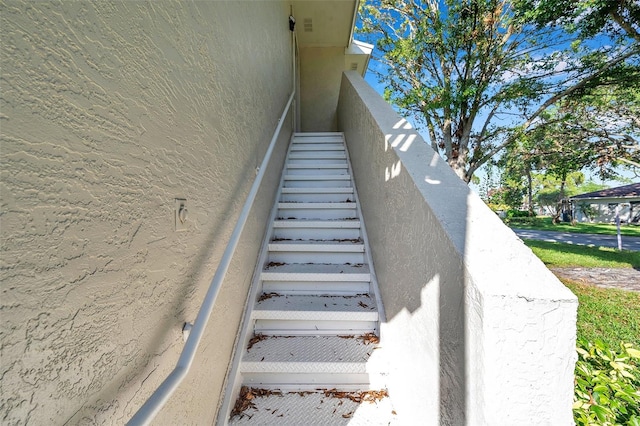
304, 18, 312, 32
350, 63, 358, 71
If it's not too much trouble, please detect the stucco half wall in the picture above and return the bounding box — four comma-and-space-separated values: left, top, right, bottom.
1, 2, 292, 424
337, 71, 578, 425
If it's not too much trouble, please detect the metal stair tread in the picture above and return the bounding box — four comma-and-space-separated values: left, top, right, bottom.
273, 220, 361, 228
289, 153, 346, 159
262, 262, 370, 279
290, 146, 345, 152
228, 390, 397, 425
241, 336, 377, 373
278, 202, 355, 209
253, 294, 377, 321
284, 174, 351, 180
268, 242, 364, 252
286, 163, 349, 171
286, 163, 347, 169
281, 187, 353, 193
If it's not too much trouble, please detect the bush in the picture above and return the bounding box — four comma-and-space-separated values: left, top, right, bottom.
574, 338, 640, 426
506, 209, 531, 219
503, 216, 542, 226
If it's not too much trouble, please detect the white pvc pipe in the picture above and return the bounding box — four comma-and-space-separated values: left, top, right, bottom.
128, 92, 295, 426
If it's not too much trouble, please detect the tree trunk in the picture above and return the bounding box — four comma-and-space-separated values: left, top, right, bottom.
553, 176, 567, 223
526, 167, 534, 216
448, 157, 470, 183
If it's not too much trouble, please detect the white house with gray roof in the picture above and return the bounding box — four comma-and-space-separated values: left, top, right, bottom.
571, 183, 640, 224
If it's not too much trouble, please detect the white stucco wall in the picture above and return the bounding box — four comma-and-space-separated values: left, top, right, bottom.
0, 1, 293, 424
337, 71, 578, 425
299, 47, 344, 132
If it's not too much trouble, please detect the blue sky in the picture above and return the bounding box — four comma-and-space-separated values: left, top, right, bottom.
354, 3, 639, 193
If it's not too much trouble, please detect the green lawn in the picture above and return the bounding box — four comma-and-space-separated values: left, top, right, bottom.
564, 280, 640, 348
524, 226, 640, 423
508, 216, 640, 237
524, 239, 640, 347
524, 240, 640, 268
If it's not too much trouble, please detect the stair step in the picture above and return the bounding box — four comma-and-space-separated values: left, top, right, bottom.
286, 163, 348, 169
290, 143, 344, 151
254, 294, 377, 333
280, 187, 354, 203
285, 164, 349, 175
293, 133, 343, 141
281, 187, 354, 194
278, 202, 357, 220
289, 153, 346, 160
262, 281, 370, 296
272, 220, 361, 240
269, 242, 364, 251
284, 174, 351, 179
241, 335, 378, 377
283, 175, 352, 188
261, 263, 370, 295
262, 262, 370, 279
228, 390, 397, 425
268, 242, 365, 264
253, 294, 377, 335
254, 294, 376, 319
288, 158, 347, 165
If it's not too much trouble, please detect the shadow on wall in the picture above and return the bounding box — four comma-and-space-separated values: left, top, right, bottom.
73, 142, 260, 424
382, 119, 469, 425
344, 110, 469, 423
119, 119, 293, 423
339, 70, 577, 425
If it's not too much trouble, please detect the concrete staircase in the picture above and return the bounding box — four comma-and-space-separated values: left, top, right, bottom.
225, 133, 396, 424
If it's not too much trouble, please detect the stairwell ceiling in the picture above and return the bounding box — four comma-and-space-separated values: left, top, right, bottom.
293, 0, 357, 48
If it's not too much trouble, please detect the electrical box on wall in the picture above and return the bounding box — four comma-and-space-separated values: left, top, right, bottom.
175, 198, 188, 232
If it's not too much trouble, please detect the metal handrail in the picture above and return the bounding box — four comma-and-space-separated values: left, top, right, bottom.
128, 92, 295, 426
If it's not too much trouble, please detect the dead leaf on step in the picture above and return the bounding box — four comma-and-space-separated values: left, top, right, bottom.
252, 388, 283, 397
342, 412, 353, 418
258, 292, 280, 302
324, 388, 389, 405
230, 386, 256, 418
247, 334, 268, 350
358, 333, 380, 345
332, 238, 362, 243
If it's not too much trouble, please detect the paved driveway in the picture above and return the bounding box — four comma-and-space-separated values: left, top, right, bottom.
512, 228, 640, 252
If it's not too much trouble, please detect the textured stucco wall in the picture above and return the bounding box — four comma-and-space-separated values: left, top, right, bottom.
0, 1, 293, 424
338, 71, 578, 425
299, 47, 343, 132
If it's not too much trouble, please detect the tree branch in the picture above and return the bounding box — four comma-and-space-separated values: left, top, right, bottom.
521, 46, 640, 130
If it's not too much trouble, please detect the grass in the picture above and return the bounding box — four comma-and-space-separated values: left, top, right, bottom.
524, 239, 640, 348
563, 279, 640, 348
508, 216, 640, 237
524, 240, 640, 268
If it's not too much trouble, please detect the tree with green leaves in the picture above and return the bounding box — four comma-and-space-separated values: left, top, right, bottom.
358, 0, 639, 183
514, 0, 640, 179
360, 0, 554, 182
499, 93, 639, 221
